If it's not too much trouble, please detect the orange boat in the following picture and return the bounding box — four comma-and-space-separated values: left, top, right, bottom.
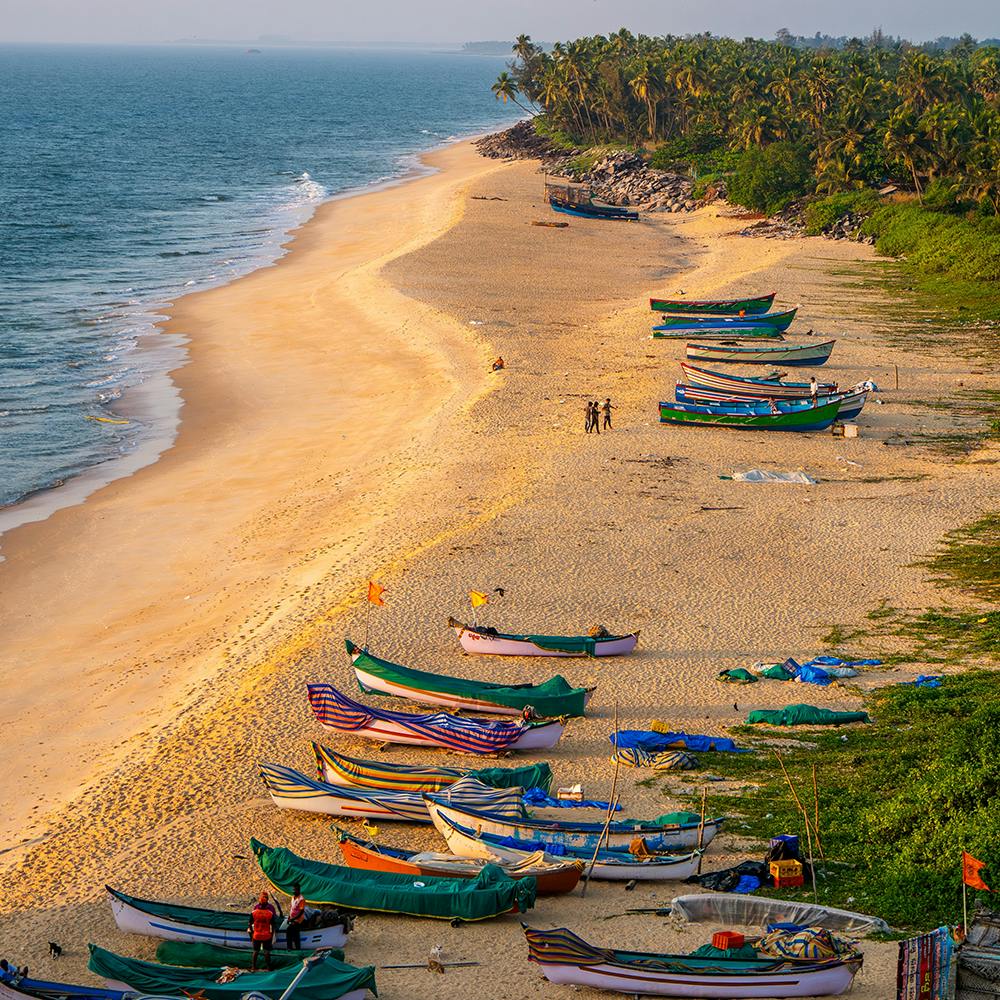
335, 828, 582, 896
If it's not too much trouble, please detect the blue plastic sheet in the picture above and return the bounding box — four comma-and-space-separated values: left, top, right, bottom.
808, 655, 882, 667
522, 787, 619, 811
610, 730, 749, 753
733, 875, 760, 894
900, 675, 943, 688
796, 663, 833, 686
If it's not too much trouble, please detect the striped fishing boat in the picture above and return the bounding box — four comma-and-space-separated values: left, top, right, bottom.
312, 743, 553, 793
650, 292, 776, 315
306, 684, 565, 752
674, 385, 869, 420
654, 307, 797, 332
0, 978, 173, 1000
659, 397, 842, 431
523, 926, 863, 998
260, 763, 524, 823
685, 340, 836, 366
106, 886, 350, 950
424, 794, 723, 851
434, 810, 701, 881
448, 618, 638, 657
681, 362, 838, 398
347, 639, 593, 716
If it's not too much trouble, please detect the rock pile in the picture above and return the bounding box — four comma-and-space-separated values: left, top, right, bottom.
475, 120, 568, 161
822, 212, 877, 244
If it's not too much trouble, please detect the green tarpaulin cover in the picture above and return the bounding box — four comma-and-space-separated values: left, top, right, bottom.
747, 704, 871, 726
760, 663, 795, 680
252, 839, 535, 921
88, 945, 375, 1000
106, 886, 250, 931
155, 941, 344, 969
689, 943, 761, 960
719, 668, 758, 684
469, 762, 553, 792
350, 644, 589, 717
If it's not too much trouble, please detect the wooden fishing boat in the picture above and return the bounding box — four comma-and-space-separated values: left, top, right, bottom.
88, 946, 375, 1000
311, 742, 553, 793
523, 926, 862, 998
424, 794, 722, 851
681, 362, 838, 397
346, 639, 592, 717
306, 684, 565, 752
334, 827, 583, 894
685, 340, 835, 366
652, 329, 785, 341
654, 307, 797, 332
659, 398, 842, 431
549, 197, 638, 221
650, 293, 776, 316
434, 810, 701, 881
0, 977, 168, 1000
260, 763, 524, 823
252, 839, 535, 921
448, 618, 638, 657
106, 885, 350, 950
674, 386, 869, 421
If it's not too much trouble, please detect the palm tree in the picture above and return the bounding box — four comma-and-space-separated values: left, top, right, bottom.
491, 72, 536, 116
629, 57, 665, 139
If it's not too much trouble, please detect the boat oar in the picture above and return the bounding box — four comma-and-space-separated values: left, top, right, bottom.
582, 702, 621, 898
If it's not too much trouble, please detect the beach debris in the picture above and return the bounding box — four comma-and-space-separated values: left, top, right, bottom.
531, 220, 568, 227
731, 469, 817, 484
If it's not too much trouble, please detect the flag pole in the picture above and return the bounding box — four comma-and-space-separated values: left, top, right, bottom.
963, 876, 968, 932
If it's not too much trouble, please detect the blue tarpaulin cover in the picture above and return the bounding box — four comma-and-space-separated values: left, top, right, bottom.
522, 787, 619, 811
610, 731, 749, 753
900, 675, 943, 688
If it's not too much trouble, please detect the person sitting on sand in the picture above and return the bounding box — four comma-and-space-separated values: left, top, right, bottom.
0, 961, 25, 982
602, 398, 615, 430
248, 891, 277, 971
286, 883, 306, 950
491, 357, 504, 371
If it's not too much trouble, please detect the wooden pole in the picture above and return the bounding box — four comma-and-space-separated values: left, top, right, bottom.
696, 787, 707, 874
582, 701, 621, 897
811, 764, 825, 862
774, 751, 818, 901
894, 364, 899, 390
963, 879, 969, 932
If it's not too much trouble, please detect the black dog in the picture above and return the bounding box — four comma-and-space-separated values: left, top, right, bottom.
48, 943, 62, 959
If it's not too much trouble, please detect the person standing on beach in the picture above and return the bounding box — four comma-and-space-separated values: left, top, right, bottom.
286, 883, 306, 950
591, 401, 600, 435
248, 891, 277, 971
585, 400, 594, 433
602, 398, 615, 430
809, 377, 818, 406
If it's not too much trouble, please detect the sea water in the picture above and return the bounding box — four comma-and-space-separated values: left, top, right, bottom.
0, 44, 520, 520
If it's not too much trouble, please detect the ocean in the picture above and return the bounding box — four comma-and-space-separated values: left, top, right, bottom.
0, 44, 520, 519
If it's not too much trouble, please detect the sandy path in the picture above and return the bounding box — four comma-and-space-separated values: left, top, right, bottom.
1, 148, 997, 998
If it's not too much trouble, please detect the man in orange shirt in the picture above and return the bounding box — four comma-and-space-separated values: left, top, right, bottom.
248, 891, 277, 971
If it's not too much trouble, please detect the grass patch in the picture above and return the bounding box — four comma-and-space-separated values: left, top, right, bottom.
925, 513, 1000, 601
802, 190, 881, 235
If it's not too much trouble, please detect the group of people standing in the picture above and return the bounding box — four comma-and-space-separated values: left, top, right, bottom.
248, 884, 307, 971
585, 398, 614, 434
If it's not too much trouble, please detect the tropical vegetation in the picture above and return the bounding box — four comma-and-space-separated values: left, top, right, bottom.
494, 31, 1000, 214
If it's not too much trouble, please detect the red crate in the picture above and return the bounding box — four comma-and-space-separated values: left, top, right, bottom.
712, 931, 745, 950
774, 874, 805, 889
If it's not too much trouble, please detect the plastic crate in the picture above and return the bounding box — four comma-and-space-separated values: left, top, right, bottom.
770, 859, 803, 880
712, 931, 745, 950
774, 874, 805, 889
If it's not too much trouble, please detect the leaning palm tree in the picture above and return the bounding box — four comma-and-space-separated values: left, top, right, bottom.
491, 72, 536, 116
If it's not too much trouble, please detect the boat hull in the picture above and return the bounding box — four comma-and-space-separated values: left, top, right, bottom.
659, 398, 841, 431
674, 387, 867, 420
107, 890, 348, 950
681, 363, 838, 397
653, 307, 796, 333
650, 293, 776, 315
550, 199, 638, 221
450, 620, 639, 657
318, 716, 564, 750
685, 340, 835, 366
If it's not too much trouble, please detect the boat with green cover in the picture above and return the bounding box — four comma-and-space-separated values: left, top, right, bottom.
87, 946, 375, 1000
653, 307, 797, 331
650, 292, 776, 315
251, 838, 536, 921
659, 397, 842, 431
154, 941, 343, 969
347, 639, 592, 717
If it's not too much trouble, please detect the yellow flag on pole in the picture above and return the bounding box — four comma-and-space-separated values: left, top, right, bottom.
469, 591, 489, 609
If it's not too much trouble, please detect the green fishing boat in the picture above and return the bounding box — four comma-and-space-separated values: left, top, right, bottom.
252, 839, 536, 921
649, 292, 776, 315
155, 941, 344, 969
348, 639, 592, 717
659, 397, 842, 431
654, 306, 797, 331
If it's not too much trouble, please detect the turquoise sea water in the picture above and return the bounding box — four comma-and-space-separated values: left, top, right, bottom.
0, 44, 519, 511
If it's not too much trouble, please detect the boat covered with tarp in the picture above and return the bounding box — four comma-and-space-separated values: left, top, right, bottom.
87, 946, 375, 1000
747, 704, 871, 727
650, 292, 776, 316
670, 893, 890, 935
0, 978, 170, 1000
311, 742, 552, 793
346, 640, 592, 717
252, 838, 536, 921
307, 684, 564, 752
153, 940, 342, 969
523, 924, 863, 997
106, 885, 350, 949
659, 397, 841, 432
448, 618, 638, 657
260, 764, 524, 822
425, 794, 722, 851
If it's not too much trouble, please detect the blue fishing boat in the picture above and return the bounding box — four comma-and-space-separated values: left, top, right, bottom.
549, 197, 638, 221
674, 385, 869, 420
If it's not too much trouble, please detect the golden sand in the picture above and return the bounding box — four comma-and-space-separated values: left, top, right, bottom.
1, 141, 997, 997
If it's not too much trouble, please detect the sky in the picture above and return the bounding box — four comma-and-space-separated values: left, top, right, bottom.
1, 0, 995, 45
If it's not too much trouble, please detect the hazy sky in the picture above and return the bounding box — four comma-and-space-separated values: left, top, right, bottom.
1, 0, 995, 45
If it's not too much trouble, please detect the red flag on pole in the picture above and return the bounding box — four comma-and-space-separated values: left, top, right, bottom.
367, 581, 386, 606
963, 852, 991, 891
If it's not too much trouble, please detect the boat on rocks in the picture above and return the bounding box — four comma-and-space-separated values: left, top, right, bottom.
311, 742, 552, 793
681, 362, 838, 398
659, 397, 842, 432
523, 925, 863, 998
685, 340, 836, 366
433, 810, 702, 881
260, 764, 524, 822
346, 639, 593, 716
251, 839, 535, 921
334, 826, 583, 894
87, 945, 375, 1000
306, 683, 565, 752
424, 794, 722, 852
448, 618, 639, 657
650, 293, 776, 316
105, 885, 351, 949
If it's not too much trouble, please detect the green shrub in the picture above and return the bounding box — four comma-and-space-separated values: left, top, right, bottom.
691, 173, 723, 199
532, 116, 580, 151
727, 143, 812, 215
802, 190, 881, 235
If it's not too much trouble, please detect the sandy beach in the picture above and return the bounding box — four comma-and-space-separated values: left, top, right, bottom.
1, 139, 998, 998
